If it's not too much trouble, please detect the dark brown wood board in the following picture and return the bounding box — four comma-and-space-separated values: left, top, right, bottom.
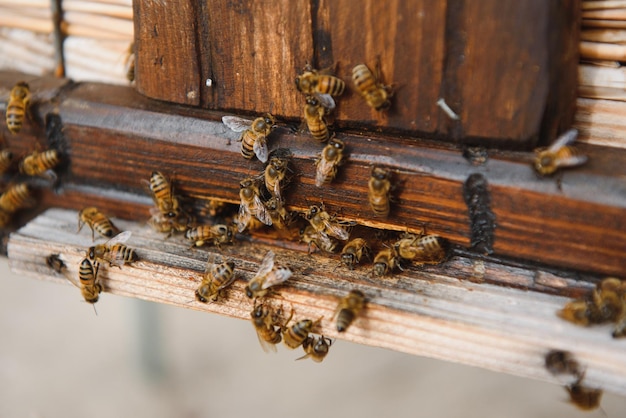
132, 0, 580, 148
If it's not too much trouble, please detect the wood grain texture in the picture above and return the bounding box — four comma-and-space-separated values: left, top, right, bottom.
7, 208, 626, 397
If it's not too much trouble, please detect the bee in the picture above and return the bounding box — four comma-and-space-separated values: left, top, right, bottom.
373, 247, 399, 277
264, 154, 290, 201
222, 114, 275, 163
283, 317, 323, 349
0, 182, 34, 214
340, 238, 370, 270
352, 62, 392, 111
244, 250, 293, 299
78, 207, 119, 241
566, 378, 603, 411
45, 253, 66, 274
238, 177, 272, 232
185, 224, 235, 247
534, 129, 588, 176
0, 149, 13, 174
76, 258, 103, 304
300, 225, 337, 254
295, 65, 345, 100
304, 204, 352, 241
303, 96, 330, 142
195, 259, 236, 303
148, 171, 181, 218
297, 335, 333, 363
19, 149, 60, 180
558, 277, 626, 327
335, 289, 365, 333
368, 166, 392, 217
87, 230, 138, 268
250, 302, 289, 353
315, 138, 345, 187
544, 350, 581, 378
148, 211, 194, 235
124, 42, 135, 83
394, 234, 449, 265
265, 197, 291, 230
6, 81, 31, 134
205, 199, 228, 218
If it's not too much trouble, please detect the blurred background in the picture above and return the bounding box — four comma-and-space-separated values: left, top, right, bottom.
1, 259, 625, 418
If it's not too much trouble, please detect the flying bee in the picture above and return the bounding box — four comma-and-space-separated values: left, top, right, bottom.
295, 65, 345, 98
566, 378, 603, 411
0, 182, 35, 214
534, 129, 588, 176
335, 289, 365, 333
315, 138, 345, 187
0, 149, 13, 174
222, 114, 275, 163
352, 62, 392, 111
368, 166, 392, 217
185, 224, 235, 247
238, 177, 272, 232
304, 204, 352, 241
148, 171, 181, 218
297, 335, 333, 363
78, 207, 119, 241
195, 259, 236, 303
87, 230, 138, 268
303, 96, 330, 142
283, 317, 323, 349
373, 247, 399, 277
250, 302, 289, 353
394, 233, 449, 265
264, 154, 290, 201
19, 149, 60, 180
6, 81, 31, 134
245, 250, 293, 299
300, 225, 337, 254
340, 238, 370, 270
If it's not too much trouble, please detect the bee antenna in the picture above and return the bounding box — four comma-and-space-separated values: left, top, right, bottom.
92, 304, 98, 316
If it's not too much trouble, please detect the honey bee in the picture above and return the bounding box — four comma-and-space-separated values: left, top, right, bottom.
185, 224, 235, 247
264, 154, 290, 200
283, 317, 322, 349
304, 204, 352, 241
19, 149, 60, 180
78, 207, 119, 241
295, 65, 345, 99
6, 81, 31, 134
534, 129, 588, 176
335, 289, 365, 333
352, 62, 392, 111
300, 225, 337, 254
340, 238, 370, 270
222, 114, 275, 163
0, 182, 34, 214
148, 211, 194, 235
368, 166, 392, 217
394, 233, 449, 265
124, 42, 135, 83
0, 149, 13, 174
303, 96, 330, 142
195, 259, 236, 303
315, 138, 345, 187
566, 378, 603, 411
87, 230, 138, 268
238, 177, 272, 232
250, 301, 289, 353
544, 350, 581, 378
373, 247, 399, 277
205, 199, 228, 218
265, 197, 291, 230
45, 253, 66, 274
148, 171, 180, 218
297, 335, 333, 362
558, 277, 626, 329
76, 258, 103, 304
244, 250, 293, 299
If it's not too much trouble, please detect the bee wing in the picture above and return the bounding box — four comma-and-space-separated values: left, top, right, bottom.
315, 93, 336, 111
252, 194, 273, 226
261, 267, 292, 290
222, 116, 252, 132
323, 219, 350, 240
255, 329, 278, 353
316, 231, 335, 252
237, 203, 252, 232
216, 273, 237, 291
254, 250, 276, 279
315, 157, 334, 187
548, 129, 578, 152
253, 136, 269, 163
556, 154, 589, 168
105, 230, 132, 246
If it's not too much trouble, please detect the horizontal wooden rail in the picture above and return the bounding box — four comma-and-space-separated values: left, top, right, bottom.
7, 208, 626, 397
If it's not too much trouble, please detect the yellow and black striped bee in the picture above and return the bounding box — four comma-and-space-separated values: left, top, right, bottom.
393, 233, 449, 265
6, 81, 31, 134
0, 182, 34, 214
283, 317, 323, 349
335, 289, 365, 333
76, 258, 102, 304
148, 171, 180, 218
300, 225, 337, 254
303, 96, 330, 143
265, 197, 291, 230
264, 153, 290, 201
19, 149, 60, 180
195, 259, 236, 303
87, 230, 138, 268
222, 114, 275, 163
250, 301, 289, 353
352, 62, 392, 111
0, 149, 13, 174
372, 247, 399, 277
304, 204, 352, 242
185, 224, 235, 248
340, 238, 370, 270
297, 335, 333, 363
244, 250, 293, 299
368, 166, 392, 217
533, 129, 588, 176
78, 207, 119, 241
315, 138, 345, 187
238, 177, 272, 232
295, 65, 345, 111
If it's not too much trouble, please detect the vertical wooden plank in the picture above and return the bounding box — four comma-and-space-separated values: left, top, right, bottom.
133, 0, 201, 105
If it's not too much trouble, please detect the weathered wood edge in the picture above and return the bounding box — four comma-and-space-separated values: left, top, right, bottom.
8, 208, 626, 396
